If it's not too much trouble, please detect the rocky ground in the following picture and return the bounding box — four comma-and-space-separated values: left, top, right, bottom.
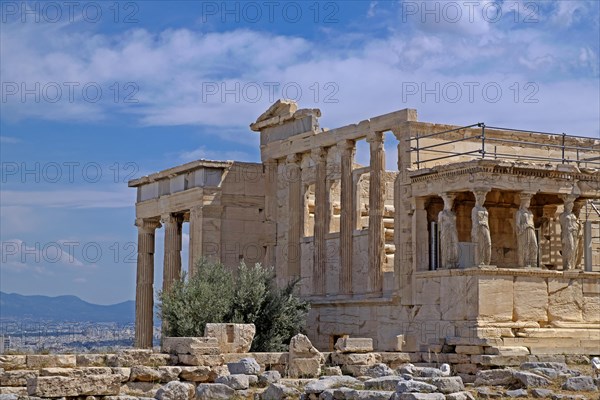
1, 356, 599, 400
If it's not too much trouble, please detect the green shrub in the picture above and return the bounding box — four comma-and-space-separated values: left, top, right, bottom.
159, 258, 309, 352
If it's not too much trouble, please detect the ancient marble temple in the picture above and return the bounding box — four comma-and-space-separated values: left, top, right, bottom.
130, 101, 600, 354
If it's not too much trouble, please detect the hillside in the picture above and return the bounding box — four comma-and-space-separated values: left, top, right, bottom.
0, 292, 135, 324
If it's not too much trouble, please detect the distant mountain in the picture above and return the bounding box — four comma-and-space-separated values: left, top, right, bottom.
0, 292, 135, 324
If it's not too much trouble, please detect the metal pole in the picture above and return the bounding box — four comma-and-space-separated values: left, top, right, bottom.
480, 123, 486, 159
415, 135, 420, 169
561, 133, 566, 164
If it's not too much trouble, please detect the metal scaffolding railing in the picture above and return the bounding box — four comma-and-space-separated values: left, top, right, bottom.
407, 123, 600, 169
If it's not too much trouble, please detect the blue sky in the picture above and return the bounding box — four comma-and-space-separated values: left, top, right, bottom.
1, 0, 599, 304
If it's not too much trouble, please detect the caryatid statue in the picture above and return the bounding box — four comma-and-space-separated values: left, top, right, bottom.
515, 193, 538, 268
573, 200, 586, 269
560, 195, 580, 270
438, 192, 459, 269
471, 189, 491, 266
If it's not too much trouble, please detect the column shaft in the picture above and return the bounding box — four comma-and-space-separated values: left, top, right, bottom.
135, 218, 160, 349
188, 206, 203, 276
367, 131, 385, 293
162, 214, 183, 294
312, 148, 327, 295
339, 140, 355, 294
287, 154, 302, 278
264, 159, 278, 269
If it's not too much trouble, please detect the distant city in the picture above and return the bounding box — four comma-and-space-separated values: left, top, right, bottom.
0, 291, 160, 353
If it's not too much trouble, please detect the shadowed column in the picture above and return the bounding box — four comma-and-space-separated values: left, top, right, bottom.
287, 154, 302, 278
264, 159, 278, 269
135, 218, 161, 348
188, 205, 203, 277
367, 131, 385, 293
338, 140, 355, 294
312, 147, 327, 295
162, 213, 183, 293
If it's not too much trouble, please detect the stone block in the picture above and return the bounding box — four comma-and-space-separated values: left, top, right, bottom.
446, 354, 471, 364
472, 354, 528, 366
26, 375, 121, 397
288, 358, 320, 378
76, 354, 107, 367
430, 376, 465, 394
548, 278, 583, 322
215, 373, 250, 390
0, 356, 26, 371
227, 357, 260, 375
485, 346, 530, 356
155, 381, 195, 400
341, 364, 370, 376
204, 323, 255, 353
0, 387, 27, 395
111, 367, 131, 382
26, 355, 76, 369
119, 381, 162, 397
251, 352, 288, 366
331, 352, 380, 366
161, 337, 220, 355
334, 337, 374, 353
0, 370, 38, 386
129, 366, 161, 382
178, 366, 213, 382
455, 345, 483, 355
474, 369, 517, 386
177, 354, 224, 366
39, 367, 112, 377
378, 352, 412, 368
562, 376, 597, 392
453, 363, 478, 374
261, 382, 301, 400
513, 277, 548, 322
478, 276, 513, 322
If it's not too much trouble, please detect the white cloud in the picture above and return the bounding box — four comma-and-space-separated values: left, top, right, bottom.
0, 4, 598, 138
0, 136, 21, 144
0, 239, 85, 268
178, 146, 256, 163
0, 188, 134, 209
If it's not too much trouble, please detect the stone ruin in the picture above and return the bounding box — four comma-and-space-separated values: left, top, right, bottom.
2, 325, 599, 398
128, 100, 599, 357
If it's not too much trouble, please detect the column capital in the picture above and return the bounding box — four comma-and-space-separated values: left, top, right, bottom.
311, 147, 327, 163
160, 213, 183, 224
366, 130, 384, 144
135, 218, 161, 232
337, 139, 355, 153
441, 192, 456, 209
286, 153, 301, 165
264, 158, 278, 167
472, 187, 490, 206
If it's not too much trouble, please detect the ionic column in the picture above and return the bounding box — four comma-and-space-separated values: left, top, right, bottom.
515, 192, 538, 268
162, 213, 183, 294
188, 205, 203, 276
312, 147, 328, 295
367, 131, 385, 293
559, 195, 579, 270
264, 159, 278, 269
471, 188, 491, 266
573, 200, 586, 269
134, 218, 161, 349
287, 154, 302, 278
338, 140, 355, 294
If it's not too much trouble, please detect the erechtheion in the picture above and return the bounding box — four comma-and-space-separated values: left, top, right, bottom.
129, 100, 600, 354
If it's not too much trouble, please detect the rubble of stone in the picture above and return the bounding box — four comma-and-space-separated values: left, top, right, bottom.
2, 334, 599, 399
